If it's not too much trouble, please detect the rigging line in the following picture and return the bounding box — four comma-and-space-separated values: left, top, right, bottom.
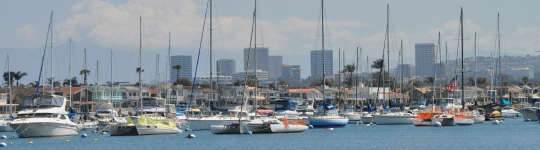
315, 2, 322, 51
187, 0, 209, 112
323, 5, 332, 51
212, 0, 227, 60
37, 18, 52, 94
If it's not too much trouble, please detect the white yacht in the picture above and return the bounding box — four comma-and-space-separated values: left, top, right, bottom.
308, 99, 349, 128
501, 107, 521, 118
373, 103, 415, 125
9, 94, 79, 138
340, 104, 362, 123
271, 99, 309, 125
189, 109, 249, 131
96, 102, 126, 132
520, 103, 539, 121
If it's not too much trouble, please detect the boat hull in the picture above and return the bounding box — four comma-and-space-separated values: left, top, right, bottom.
136, 125, 181, 135
413, 119, 432, 126
501, 111, 521, 118
432, 116, 455, 126
520, 109, 537, 121
361, 116, 374, 124
373, 115, 415, 125
454, 118, 474, 125
309, 116, 348, 128
189, 119, 243, 131
109, 125, 138, 136
341, 113, 362, 123
270, 124, 308, 133
0, 120, 13, 132
473, 115, 485, 124
9, 122, 79, 138
211, 124, 240, 134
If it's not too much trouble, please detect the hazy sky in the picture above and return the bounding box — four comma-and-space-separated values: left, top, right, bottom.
1, 0, 540, 84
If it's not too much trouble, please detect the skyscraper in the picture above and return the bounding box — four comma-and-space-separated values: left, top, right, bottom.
310, 50, 333, 78
243, 47, 269, 72
268, 56, 282, 80
217, 59, 236, 76
397, 64, 413, 78
415, 43, 437, 77
282, 64, 301, 81
170, 55, 192, 81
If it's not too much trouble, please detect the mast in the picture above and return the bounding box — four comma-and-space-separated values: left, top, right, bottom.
50, 11, 54, 93
384, 4, 389, 105
460, 8, 465, 109
445, 42, 448, 98
438, 32, 442, 100
400, 41, 403, 103
253, 0, 258, 113
356, 47, 359, 108
210, 0, 213, 105
321, 0, 325, 102
497, 13, 502, 104
97, 61, 99, 105
139, 17, 143, 111
110, 50, 113, 105
69, 38, 72, 107
168, 32, 171, 104
338, 48, 340, 106
474, 32, 477, 103
433, 32, 438, 106
8, 55, 11, 114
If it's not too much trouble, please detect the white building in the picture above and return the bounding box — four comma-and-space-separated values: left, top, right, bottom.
195, 75, 233, 85
232, 69, 269, 83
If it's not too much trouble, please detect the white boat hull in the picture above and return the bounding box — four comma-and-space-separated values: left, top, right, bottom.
211, 124, 240, 134
432, 116, 455, 126
413, 119, 432, 126
136, 125, 181, 135
0, 120, 13, 132
309, 116, 348, 128
341, 113, 362, 123
9, 122, 79, 138
454, 118, 474, 125
189, 119, 245, 131
270, 124, 308, 133
373, 115, 415, 125
474, 115, 485, 124
501, 111, 521, 118
519, 109, 537, 121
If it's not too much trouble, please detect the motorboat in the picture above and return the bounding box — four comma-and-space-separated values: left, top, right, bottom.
271, 99, 310, 125
9, 94, 79, 138
519, 103, 539, 121
308, 99, 349, 128
211, 117, 308, 134
501, 107, 521, 118
109, 97, 181, 136
189, 105, 249, 131
0, 118, 13, 132
340, 104, 362, 124
413, 108, 442, 126
373, 103, 415, 125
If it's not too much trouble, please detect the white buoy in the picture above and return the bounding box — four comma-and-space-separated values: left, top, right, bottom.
246, 131, 253, 135
327, 128, 334, 131
366, 124, 371, 127
0, 142, 6, 147
492, 120, 500, 125
92, 130, 98, 133
308, 125, 314, 129
186, 134, 195, 138
527, 119, 531, 122
1, 135, 7, 139
433, 122, 442, 127
100, 132, 107, 135
81, 134, 88, 138
369, 122, 373, 125
165, 137, 170, 139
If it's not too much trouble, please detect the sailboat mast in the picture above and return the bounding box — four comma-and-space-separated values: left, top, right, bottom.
384, 4, 389, 105
69, 38, 72, 107
8, 55, 11, 114
445, 42, 448, 98
253, 0, 258, 113
168, 32, 171, 104
139, 17, 143, 110
400, 40, 403, 103
321, 0, 325, 101
439, 32, 442, 100
338, 49, 340, 105
111, 50, 113, 104
97, 61, 99, 103
210, 0, 213, 104
474, 32, 477, 102
51, 11, 54, 93
460, 8, 465, 109
497, 13, 502, 104
436, 32, 439, 100
356, 47, 359, 107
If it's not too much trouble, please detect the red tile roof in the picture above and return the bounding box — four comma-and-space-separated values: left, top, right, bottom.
32, 87, 86, 94
416, 88, 431, 93
289, 88, 318, 93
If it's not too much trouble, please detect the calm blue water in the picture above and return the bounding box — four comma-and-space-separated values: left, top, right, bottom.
1, 118, 539, 150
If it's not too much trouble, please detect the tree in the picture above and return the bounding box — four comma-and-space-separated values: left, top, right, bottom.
136, 67, 144, 73
2, 72, 15, 86
424, 76, 434, 85
342, 64, 355, 87
172, 65, 181, 81
466, 76, 475, 86
246, 75, 258, 87
476, 76, 489, 88
233, 79, 242, 86
371, 58, 384, 69
28, 81, 39, 87
13, 71, 27, 86
63, 77, 79, 87
312, 78, 334, 87
523, 76, 529, 85
278, 78, 289, 87
80, 69, 90, 85
46, 77, 61, 88
173, 78, 192, 86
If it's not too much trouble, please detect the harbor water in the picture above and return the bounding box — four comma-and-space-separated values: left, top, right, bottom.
1, 118, 539, 150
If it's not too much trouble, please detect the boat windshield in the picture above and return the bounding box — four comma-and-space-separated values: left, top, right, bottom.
22, 96, 63, 108
17, 113, 55, 119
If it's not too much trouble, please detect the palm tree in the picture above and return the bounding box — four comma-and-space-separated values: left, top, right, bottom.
136, 67, 144, 73
2, 72, 15, 86
28, 81, 39, 87
424, 76, 434, 85
523, 77, 529, 85
172, 65, 181, 81
13, 71, 27, 86
80, 69, 90, 85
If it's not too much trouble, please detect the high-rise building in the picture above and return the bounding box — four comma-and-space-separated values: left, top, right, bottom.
415, 43, 437, 77
217, 59, 236, 76
170, 55, 192, 81
310, 50, 333, 78
397, 64, 413, 78
243, 47, 269, 72
282, 64, 301, 81
232, 69, 269, 82
433, 63, 447, 79
268, 56, 282, 80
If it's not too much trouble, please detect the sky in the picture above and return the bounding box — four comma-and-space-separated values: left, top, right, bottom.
1, 0, 540, 85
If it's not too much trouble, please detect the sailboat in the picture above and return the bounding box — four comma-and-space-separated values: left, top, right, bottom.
0, 55, 15, 132
9, 12, 80, 138
472, 32, 485, 124
340, 47, 362, 123
108, 17, 181, 136
372, 4, 415, 125
308, 0, 349, 128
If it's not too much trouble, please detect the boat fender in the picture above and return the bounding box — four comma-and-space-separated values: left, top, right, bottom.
66, 140, 70, 142
433, 122, 442, 127
0, 135, 7, 139
81, 134, 88, 138
0, 142, 6, 147
29, 141, 33, 144
327, 128, 333, 131
246, 131, 253, 135
186, 134, 196, 138
308, 125, 314, 129
527, 119, 531, 122
94, 139, 98, 141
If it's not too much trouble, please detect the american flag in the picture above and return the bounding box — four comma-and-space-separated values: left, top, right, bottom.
445, 74, 458, 92
344, 72, 351, 76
